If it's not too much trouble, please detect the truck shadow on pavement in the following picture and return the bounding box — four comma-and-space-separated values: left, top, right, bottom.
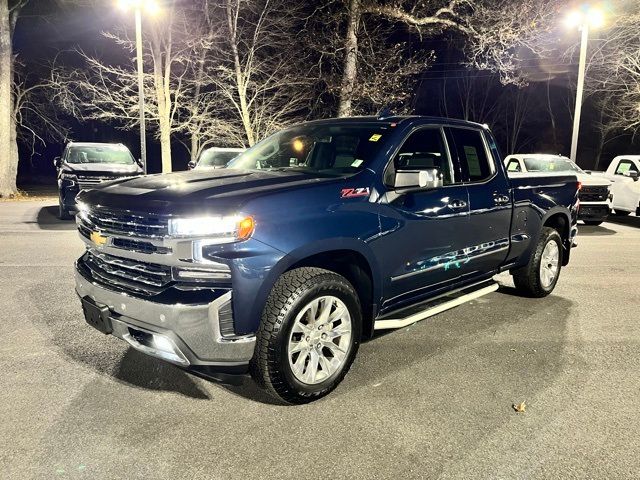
23, 205, 77, 231
577, 224, 616, 236
28, 283, 212, 400
606, 215, 640, 229
219, 289, 575, 405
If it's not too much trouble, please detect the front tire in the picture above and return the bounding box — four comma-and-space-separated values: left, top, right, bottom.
250, 267, 362, 404
614, 209, 630, 216
58, 197, 72, 220
512, 227, 563, 298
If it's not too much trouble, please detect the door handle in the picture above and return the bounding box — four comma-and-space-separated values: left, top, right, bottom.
493, 193, 510, 205
447, 199, 467, 209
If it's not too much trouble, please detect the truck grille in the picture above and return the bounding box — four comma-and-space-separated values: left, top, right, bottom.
82, 206, 169, 238
80, 250, 172, 296
579, 185, 609, 202
77, 175, 122, 190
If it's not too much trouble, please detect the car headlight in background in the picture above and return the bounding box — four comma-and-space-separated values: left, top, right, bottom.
168, 215, 255, 242
60, 172, 77, 184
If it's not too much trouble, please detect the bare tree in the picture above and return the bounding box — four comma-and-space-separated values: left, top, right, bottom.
199, 0, 315, 147
52, 1, 192, 172
0, 0, 28, 197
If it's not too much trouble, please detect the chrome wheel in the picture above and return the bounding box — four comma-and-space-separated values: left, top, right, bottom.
287, 295, 352, 385
540, 240, 560, 289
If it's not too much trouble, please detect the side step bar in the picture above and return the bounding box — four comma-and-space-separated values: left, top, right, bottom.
374, 282, 499, 330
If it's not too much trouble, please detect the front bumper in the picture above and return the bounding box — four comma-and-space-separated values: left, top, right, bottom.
75, 268, 256, 369
578, 202, 610, 221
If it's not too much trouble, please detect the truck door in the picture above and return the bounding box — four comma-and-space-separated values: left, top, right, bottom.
445, 127, 511, 276
610, 158, 640, 212
375, 126, 473, 309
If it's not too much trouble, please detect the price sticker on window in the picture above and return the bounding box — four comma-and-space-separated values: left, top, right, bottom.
369, 134, 382, 142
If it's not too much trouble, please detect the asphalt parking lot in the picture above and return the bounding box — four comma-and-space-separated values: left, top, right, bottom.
1, 200, 639, 479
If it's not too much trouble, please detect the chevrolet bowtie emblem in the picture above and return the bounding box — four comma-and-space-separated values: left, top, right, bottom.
90, 231, 108, 246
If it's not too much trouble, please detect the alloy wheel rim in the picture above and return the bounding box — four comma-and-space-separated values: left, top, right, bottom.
540, 240, 560, 289
287, 295, 352, 385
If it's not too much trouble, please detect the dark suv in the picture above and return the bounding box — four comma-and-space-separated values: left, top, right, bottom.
55, 142, 142, 219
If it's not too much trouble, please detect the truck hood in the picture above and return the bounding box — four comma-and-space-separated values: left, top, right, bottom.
63, 163, 141, 175
576, 172, 611, 186
78, 169, 342, 215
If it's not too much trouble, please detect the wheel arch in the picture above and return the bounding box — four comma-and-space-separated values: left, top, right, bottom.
259, 239, 382, 340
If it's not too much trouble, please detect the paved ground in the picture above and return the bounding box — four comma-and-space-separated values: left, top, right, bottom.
1, 200, 639, 479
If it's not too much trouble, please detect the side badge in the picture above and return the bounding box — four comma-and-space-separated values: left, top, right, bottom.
341, 187, 370, 199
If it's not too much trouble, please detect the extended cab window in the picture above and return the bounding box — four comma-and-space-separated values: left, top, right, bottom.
448, 128, 494, 182
615, 160, 639, 175
394, 128, 455, 184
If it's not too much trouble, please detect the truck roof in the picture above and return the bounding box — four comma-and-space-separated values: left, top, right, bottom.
67, 142, 127, 148
301, 115, 488, 129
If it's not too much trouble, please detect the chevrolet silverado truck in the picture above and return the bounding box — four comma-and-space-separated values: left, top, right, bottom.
589, 155, 640, 216
54, 142, 142, 219
504, 154, 611, 225
74, 116, 579, 404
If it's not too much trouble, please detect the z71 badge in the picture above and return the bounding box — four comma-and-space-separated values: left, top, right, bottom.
341, 187, 370, 198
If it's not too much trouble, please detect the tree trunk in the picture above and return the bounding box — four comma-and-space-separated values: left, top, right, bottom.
226, 1, 255, 146
151, 36, 172, 173
0, 0, 15, 197
337, 0, 360, 117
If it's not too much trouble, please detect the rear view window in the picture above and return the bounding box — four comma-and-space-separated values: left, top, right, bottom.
448, 128, 494, 182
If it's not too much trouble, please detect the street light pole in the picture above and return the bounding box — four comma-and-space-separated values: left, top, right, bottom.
134, 7, 147, 174
570, 24, 589, 163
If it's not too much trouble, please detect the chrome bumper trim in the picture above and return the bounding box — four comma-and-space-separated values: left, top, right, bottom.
75, 269, 255, 366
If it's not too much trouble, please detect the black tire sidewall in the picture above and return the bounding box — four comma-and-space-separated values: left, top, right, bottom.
274, 276, 361, 399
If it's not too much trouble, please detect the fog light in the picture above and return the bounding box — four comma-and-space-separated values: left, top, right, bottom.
153, 334, 174, 353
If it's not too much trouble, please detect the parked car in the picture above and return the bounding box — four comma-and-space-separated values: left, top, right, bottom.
504, 154, 612, 225
74, 116, 579, 404
54, 142, 142, 220
589, 155, 640, 216
187, 147, 245, 170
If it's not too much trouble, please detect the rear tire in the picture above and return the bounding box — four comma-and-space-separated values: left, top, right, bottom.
512, 227, 563, 298
250, 267, 361, 404
583, 220, 603, 226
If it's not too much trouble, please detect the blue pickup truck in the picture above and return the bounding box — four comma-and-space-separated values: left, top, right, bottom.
74, 116, 579, 403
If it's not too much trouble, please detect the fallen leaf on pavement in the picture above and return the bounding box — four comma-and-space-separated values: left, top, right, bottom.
513, 401, 526, 413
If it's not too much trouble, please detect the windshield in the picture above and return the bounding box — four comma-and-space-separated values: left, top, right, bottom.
523, 156, 583, 173
198, 149, 242, 168
66, 145, 135, 165
227, 123, 392, 176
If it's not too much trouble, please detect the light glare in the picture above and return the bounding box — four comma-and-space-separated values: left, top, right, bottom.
565, 6, 605, 29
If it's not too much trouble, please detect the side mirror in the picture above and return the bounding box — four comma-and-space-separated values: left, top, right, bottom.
391, 168, 443, 192
623, 170, 639, 181
187, 160, 196, 170
53, 156, 61, 168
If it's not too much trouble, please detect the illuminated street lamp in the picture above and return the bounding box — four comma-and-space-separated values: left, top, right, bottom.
565, 5, 605, 163
116, 0, 160, 174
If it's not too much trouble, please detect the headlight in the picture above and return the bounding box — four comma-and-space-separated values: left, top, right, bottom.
76, 201, 90, 221
168, 215, 255, 242
60, 172, 77, 183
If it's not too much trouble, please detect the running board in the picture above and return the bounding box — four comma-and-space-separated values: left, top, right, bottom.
374, 282, 499, 330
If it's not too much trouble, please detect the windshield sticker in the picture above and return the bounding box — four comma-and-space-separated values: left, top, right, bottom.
369, 134, 382, 142
351, 159, 363, 168
341, 187, 370, 199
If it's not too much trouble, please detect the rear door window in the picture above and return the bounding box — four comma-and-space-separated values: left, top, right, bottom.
446, 128, 495, 182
